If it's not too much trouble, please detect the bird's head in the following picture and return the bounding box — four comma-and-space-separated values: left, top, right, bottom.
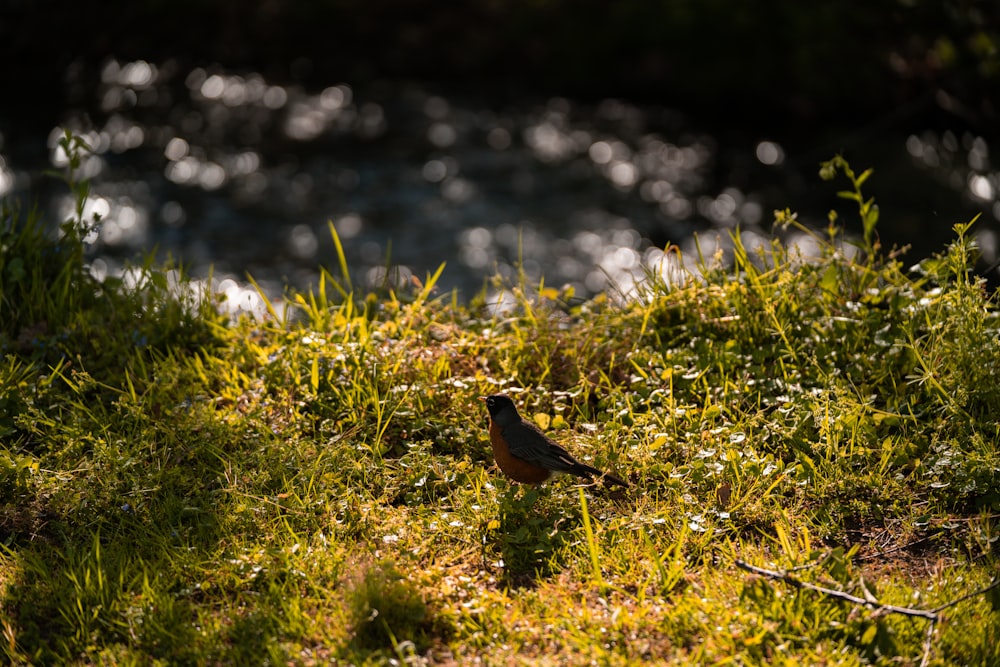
479, 394, 519, 425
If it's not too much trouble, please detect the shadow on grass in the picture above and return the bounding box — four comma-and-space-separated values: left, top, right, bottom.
479, 486, 581, 588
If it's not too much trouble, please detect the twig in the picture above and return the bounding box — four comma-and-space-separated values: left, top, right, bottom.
919, 620, 936, 667
736, 561, 1000, 667
736, 558, 939, 665
930, 577, 1000, 614
735, 559, 938, 620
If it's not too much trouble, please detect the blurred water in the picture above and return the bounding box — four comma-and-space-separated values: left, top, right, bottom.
1, 60, 996, 314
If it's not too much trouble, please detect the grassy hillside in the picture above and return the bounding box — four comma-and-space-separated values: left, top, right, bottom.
1, 138, 998, 665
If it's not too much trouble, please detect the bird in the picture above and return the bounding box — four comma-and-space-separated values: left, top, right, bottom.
479, 394, 628, 488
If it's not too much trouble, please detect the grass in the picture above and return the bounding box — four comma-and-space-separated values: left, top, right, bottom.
1, 136, 998, 665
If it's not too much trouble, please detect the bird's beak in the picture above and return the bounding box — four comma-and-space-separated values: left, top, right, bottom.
478, 395, 488, 401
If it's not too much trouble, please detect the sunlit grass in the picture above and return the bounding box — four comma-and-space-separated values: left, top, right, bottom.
1, 140, 998, 664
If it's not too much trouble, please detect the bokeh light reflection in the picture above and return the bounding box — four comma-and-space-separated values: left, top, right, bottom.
334, 213, 363, 238
161, 201, 186, 227
422, 159, 448, 183
164, 137, 189, 161
968, 173, 994, 202
487, 127, 511, 150
288, 224, 319, 259
17, 60, 989, 312
755, 141, 784, 166
428, 122, 457, 148
0, 157, 13, 197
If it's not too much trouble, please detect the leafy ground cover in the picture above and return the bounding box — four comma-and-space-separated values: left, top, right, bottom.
1, 138, 998, 665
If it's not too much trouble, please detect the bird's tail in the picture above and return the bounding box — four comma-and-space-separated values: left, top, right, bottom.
575, 463, 628, 489
599, 471, 629, 489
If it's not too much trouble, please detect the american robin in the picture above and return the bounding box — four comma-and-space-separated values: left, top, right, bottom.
480, 394, 628, 488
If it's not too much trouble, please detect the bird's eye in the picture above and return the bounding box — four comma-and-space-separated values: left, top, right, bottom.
486, 397, 494, 406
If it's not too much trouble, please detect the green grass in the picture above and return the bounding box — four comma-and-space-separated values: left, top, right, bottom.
1, 138, 998, 665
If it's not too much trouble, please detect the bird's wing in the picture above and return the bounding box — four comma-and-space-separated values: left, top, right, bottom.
503, 421, 587, 473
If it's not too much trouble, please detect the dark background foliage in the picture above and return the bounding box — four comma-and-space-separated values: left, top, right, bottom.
3, 0, 997, 135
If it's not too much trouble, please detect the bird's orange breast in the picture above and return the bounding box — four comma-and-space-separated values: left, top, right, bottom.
489, 419, 552, 484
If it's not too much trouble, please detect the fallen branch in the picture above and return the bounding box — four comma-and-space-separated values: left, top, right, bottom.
735, 559, 1000, 667
735, 559, 937, 619
930, 577, 1000, 614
